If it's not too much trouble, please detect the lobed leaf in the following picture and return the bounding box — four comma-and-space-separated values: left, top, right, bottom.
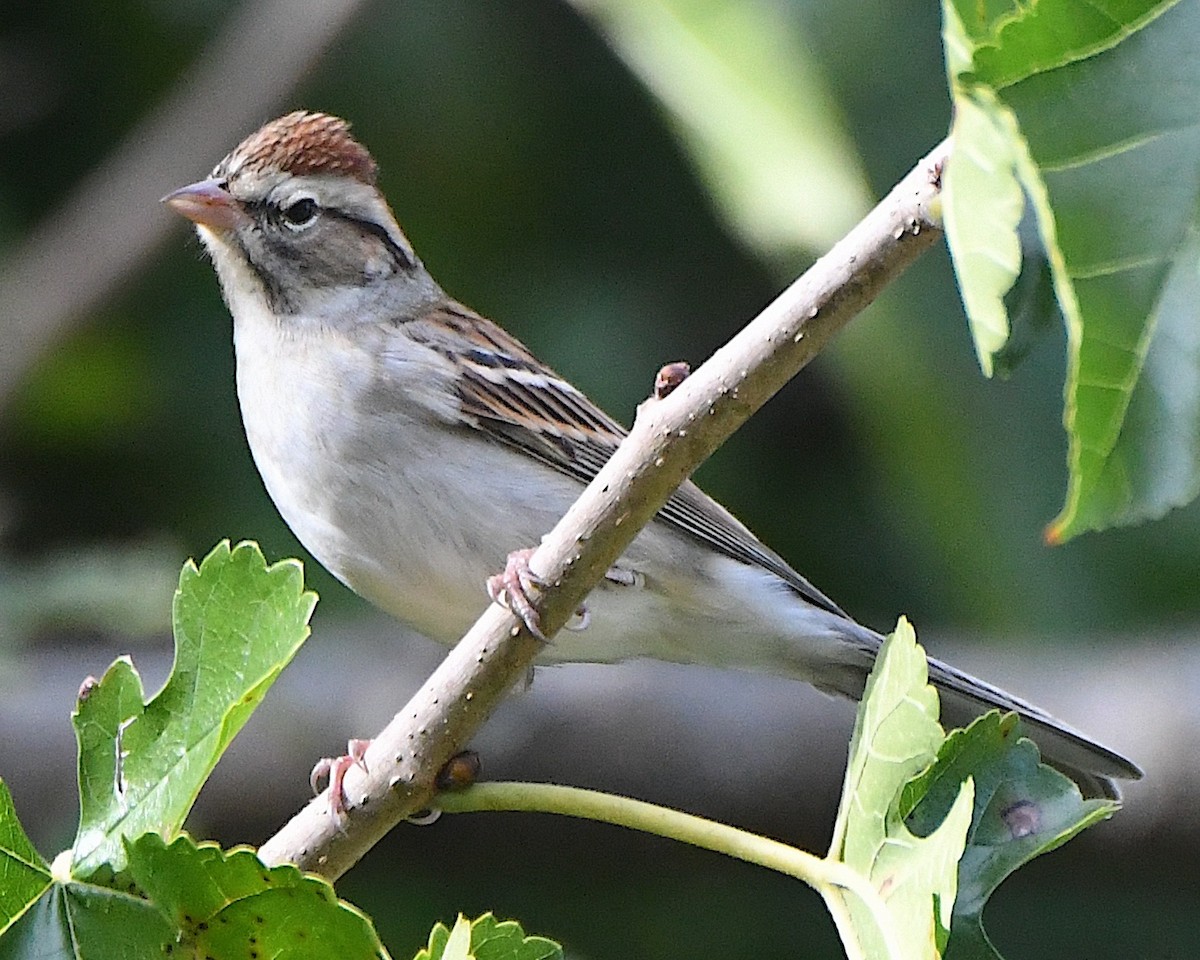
412, 912, 562, 960
128, 833, 389, 959
903, 713, 1117, 960
70, 540, 315, 875
828, 619, 973, 960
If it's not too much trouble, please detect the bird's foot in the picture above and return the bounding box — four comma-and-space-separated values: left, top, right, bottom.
487, 547, 548, 639
310, 738, 371, 816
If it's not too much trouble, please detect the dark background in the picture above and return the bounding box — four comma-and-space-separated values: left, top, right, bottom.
1, 0, 1196, 956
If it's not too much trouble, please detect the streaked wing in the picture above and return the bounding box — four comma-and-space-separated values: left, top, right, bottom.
407, 302, 848, 619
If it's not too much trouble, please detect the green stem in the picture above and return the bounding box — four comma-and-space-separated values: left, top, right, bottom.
435, 781, 900, 960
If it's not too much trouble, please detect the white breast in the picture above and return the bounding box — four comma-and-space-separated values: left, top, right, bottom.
229, 290, 589, 644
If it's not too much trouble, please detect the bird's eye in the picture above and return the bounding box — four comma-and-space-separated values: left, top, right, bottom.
280, 196, 319, 229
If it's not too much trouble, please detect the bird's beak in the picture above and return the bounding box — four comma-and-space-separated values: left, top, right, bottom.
161, 178, 246, 231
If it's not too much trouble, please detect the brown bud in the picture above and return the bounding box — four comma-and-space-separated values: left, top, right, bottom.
436, 750, 482, 791
654, 362, 691, 399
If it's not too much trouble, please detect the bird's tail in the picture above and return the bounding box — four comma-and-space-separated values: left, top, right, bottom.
819, 627, 1142, 799
922, 652, 1140, 799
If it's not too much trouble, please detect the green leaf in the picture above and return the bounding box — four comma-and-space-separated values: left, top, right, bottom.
0, 832, 388, 959
941, 81, 1025, 376
126, 833, 389, 959
831, 619, 945, 859
958, 0, 1177, 86
0, 873, 173, 960
468, 914, 560, 960
828, 619, 974, 960
902, 713, 1117, 960
1055, 226, 1200, 534
70, 540, 316, 875
413, 913, 562, 960
0, 782, 51, 938
568, 0, 872, 257
415, 921, 455, 960
942, 0, 1200, 539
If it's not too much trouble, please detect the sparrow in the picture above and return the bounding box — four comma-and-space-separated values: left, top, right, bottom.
163, 111, 1140, 799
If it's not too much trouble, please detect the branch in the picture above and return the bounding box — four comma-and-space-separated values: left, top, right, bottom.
256, 140, 949, 878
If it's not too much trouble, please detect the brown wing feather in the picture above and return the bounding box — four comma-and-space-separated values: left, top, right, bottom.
406, 302, 847, 618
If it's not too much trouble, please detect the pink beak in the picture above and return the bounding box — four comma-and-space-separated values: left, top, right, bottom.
161, 178, 246, 231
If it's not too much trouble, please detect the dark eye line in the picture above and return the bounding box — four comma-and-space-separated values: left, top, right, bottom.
337, 212, 416, 269
249, 201, 414, 269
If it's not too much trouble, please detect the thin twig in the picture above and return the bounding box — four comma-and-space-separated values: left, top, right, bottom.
438, 782, 903, 960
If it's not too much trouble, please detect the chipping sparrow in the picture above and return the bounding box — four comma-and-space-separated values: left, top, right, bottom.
164, 111, 1140, 798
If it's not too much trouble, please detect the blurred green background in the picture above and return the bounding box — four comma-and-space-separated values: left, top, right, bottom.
1, 0, 1196, 957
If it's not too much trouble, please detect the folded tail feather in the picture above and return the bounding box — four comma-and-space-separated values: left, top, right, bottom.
817, 628, 1142, 800
922, 653, 1140, 800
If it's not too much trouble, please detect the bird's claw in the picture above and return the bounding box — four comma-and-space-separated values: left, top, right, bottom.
311, 738, 371, 816
487, 547, 548, 639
